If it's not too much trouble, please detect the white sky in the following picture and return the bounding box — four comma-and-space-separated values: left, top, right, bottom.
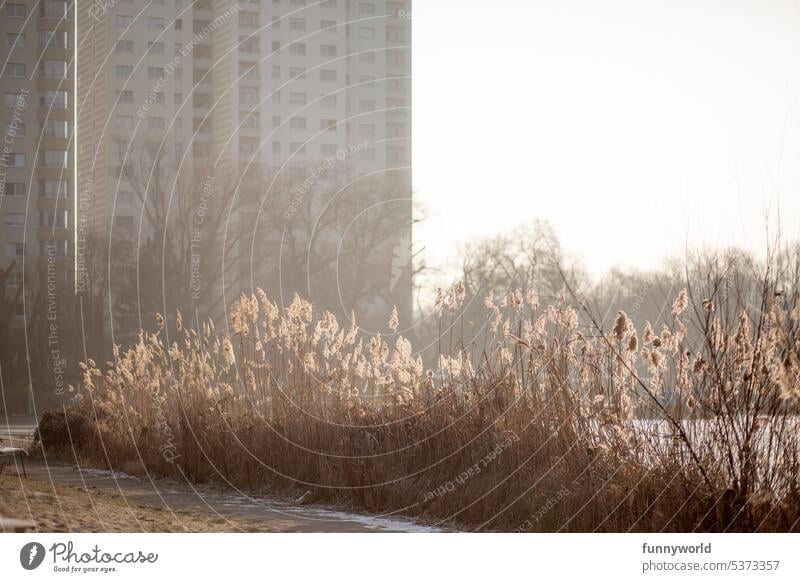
412, 0, 800, 279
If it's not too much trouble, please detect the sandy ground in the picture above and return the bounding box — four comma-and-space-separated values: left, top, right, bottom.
0, 418, 440, 533
0, 461, 441, 533
0, 470, 262, 532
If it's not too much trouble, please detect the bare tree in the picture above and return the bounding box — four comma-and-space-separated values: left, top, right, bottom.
251, 166, 415, 329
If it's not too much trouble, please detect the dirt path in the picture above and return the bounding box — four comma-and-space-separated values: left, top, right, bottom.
0, 468, 256, 532
1, 460, 438, 533
1, 420, 439, 533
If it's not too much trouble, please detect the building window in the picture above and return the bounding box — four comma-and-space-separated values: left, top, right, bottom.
4, 122, 25, 137
321, 69, 337, 82
387, 28, 404, 42
193, 93, 212, 108
41, 150, 69, 168
193, 68, 210, 83
359, 52, 376, 64
41, 0, 69, 19
4, 183, 26, 197
321, 144, 337, 156
239, 137, 259, 154
320, 45, 337, 57
290, 117, 306, 130
40, 239, 70, 258
290, 142, 306, 154
5, 243, 24, 258
6, 34, 25, 48
115, 40, 134, 53
39, 30, 69, 49
240, 12, 258, 26
240, 38, 259, 53
192, 143, 210, 158
271, 92, 281, 104
40, 209, 70, 228
271, 41, 281, 52
388, 50, 406, 66
114, 216, 134, 233
359, 2, 376, 15
115, 65, 133, 79
359, 123, 375, 137
272, 66, 281, 79
148, 67, 165, 79
40, 180, 69, 198
147, 117, 165, 129
148, 42, 165, 55
321, 94, 337, 107
241, 63, 259, 79
42, 120, 70, 138
272, 142, 281, 154
6, 3, 26, 17
289, 18, 306, 30
289, 92, 307, 105
117, 191, 133, 206
40, 91, 68, 109
175, 19, 182, 30
359, 27, 375, 40
40, 60, 68, 79
4, 93, 22, 108
116, 90, 134, 103
321, 119, 337, 131
240, 88, 258, 104
321, 20, 337, 32
272, 116, 281, 129
193, 117, 210, 133
290, 43, 306, 56
111, 141, 129, 155
240, 112, 260, 129
360, 148, 376, 160
360, 75, 376, 86
6, 63, 26, 78
5, 213, 26, 227
148, 17, 166, 30
116, 15, 134, 28
114, 116, 134, 129
6, 154, 26, 167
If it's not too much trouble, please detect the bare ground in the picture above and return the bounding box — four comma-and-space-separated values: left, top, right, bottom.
0, 460, 439, 533
0, 470, 260, 532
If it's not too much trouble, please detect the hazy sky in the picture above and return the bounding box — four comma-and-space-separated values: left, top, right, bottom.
413, 0, 800, 279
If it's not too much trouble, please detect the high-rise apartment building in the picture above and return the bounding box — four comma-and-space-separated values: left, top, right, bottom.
72, 0, 410, 332
1, 0, 74, 323
0, 0, 411, 411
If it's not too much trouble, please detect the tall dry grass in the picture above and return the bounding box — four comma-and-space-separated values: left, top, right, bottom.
37, 267, 800, 531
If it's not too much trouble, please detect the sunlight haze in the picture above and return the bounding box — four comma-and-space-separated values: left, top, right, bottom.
413, 0, 800, 278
